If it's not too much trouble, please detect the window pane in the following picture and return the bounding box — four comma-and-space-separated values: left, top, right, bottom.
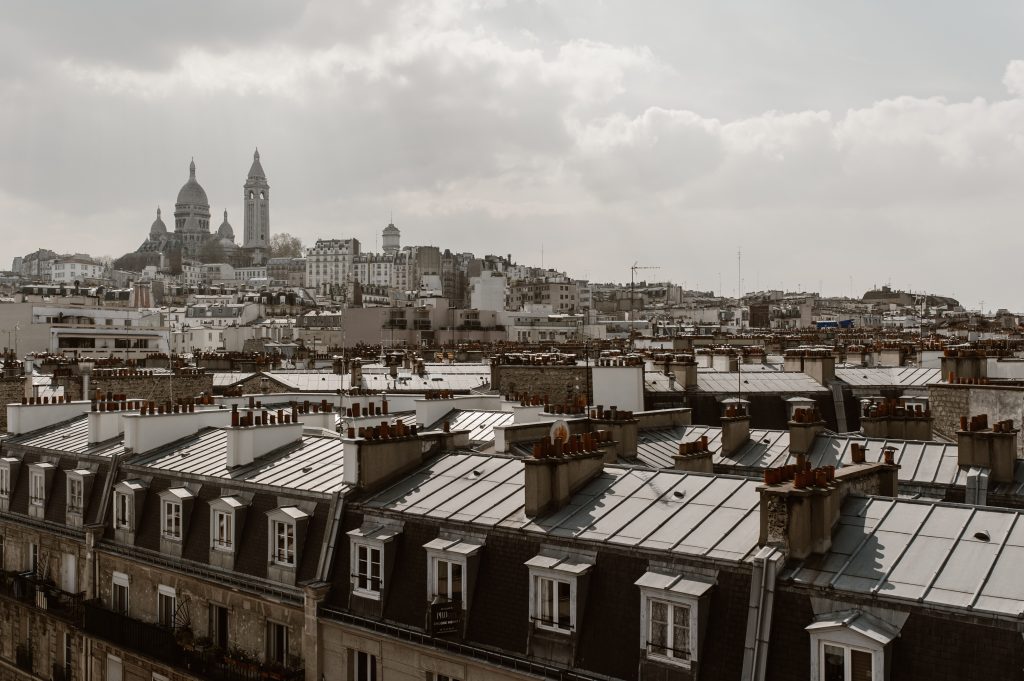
557, 580, 571, 629
672, 604, 690, 659
650, 601, 668, 655
851, 649, 872, 681
452, 562, 463, 602
823, 644, 845, 681
437, 559, 449, 598
539, 578, 553, 622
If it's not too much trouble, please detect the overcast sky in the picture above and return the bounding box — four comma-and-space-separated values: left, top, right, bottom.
3, 1, 1024, 310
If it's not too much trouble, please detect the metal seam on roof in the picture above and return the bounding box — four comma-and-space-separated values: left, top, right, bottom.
829, 498, 897, 588
869, 503, 937, 595
917, 508, 976, 604
968, 512, 1018, 611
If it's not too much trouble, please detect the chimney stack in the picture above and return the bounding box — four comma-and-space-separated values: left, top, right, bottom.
523, 432, 605, 517
720, 402, 750, 458
759, 460, 898, 559
789, 407, 825, 456
674, 436, 713, 474
957, 414, 1017, 485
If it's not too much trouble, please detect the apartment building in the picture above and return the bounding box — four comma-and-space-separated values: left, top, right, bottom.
0, 395, 1022, 681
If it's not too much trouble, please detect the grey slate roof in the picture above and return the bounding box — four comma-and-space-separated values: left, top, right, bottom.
128, 428, 348, 495
426, 410, 514, 444
834, 367, 941, 387
363, 452, 762, 563
5, 414, 126, 458
786, 495, 1024, 621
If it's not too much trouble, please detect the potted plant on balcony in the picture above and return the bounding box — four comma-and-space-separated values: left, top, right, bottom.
175, 625, 195, 650
225, 646, 259, 675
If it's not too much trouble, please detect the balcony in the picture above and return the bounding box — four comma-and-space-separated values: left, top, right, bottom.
0, 571, 84, 623
83, 601, 303, 681
428, 600, 462, 636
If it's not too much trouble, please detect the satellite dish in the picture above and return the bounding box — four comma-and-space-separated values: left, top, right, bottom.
549, 419, 570, 444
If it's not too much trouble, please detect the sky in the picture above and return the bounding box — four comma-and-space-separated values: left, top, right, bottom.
3, 0, 1024, 311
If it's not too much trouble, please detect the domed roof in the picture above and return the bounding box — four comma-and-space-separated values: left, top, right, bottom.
383, 222, 400, 234
219, 237, 238, 252
176, 159, 209, 207
217, 210, 234, 240
150, 207, 167, 236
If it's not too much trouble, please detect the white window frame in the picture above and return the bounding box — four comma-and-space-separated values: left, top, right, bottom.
112, 571, 130, 615
210, 496, 244, 553
429, 555, 465, 602
267, 506, 309, 571
266, 619, 289, 666
806, 610, 897, 681
0, 463, 11, 497
213, 509, 233, 551
817, 641, 877, 681
347, 523, 400, 600
424, 537, 483, 604
644, 596, 695, 667
162, 499, 182, 539
29, 467, 46, 506
66, 473, 88, 514
525, 553, 593, 635
352, 541, 383, 599
635, 570, 713, 669
157, 585, 177, 629
272, 519, 296, 566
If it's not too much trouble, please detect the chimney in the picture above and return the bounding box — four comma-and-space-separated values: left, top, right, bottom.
759, 460, 898, 559
342, 421, 439, 492
783, 350, 804, 373
88, 399, 132, 444
523, 433, 605, 517
668, 355, 698, 389
957, 414, 1017, 485
415, 391, 460, 429
941, 347, 987, 383
123, 404, 232, 454
788, 407, 825, 455
674, 436, 713, 474
860, 398, 932, 442
711, 349, 738, 373
224, 407, 304, 468
801, 348, 835, 386
6, 399, 91, 435
591, 407, 638, 460
720, 403, 750, 457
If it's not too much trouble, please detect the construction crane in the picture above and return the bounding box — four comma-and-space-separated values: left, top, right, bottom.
630, 262, 659, 350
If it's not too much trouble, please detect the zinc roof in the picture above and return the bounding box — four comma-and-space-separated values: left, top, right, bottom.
363, 453, 762, 563
786, 495, 1024, 620
426, 410, 514, 444
5, 415, 126, 458
835, 367, 941, 387
129, 428, 348, 495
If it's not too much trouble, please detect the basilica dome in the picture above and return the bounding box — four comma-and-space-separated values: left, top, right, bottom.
217, 210, 234, 240
176, 159, 209, 207
149, 207, 167, 236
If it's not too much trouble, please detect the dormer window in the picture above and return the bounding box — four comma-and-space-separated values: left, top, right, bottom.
157, 487, 195, 557
635, 569, 715, 671
525, 552, 594, 635
163, 500, 182, 539
807, 610, 900, 681
0, 458, 17, 512
266, 506, 310, 585
28, 463, 56, 519
68, 477, 83, 512
115, 493, 131, 529
208, 496, 247, 569
347, 521, 401, 602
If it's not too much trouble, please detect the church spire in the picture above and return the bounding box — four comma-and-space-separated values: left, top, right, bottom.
189, 158, 196, 178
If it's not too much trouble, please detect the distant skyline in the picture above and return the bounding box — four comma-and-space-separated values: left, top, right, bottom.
3, 1, 1024, 311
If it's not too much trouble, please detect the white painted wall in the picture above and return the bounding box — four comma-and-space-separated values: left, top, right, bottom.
592, 365, 645, 412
